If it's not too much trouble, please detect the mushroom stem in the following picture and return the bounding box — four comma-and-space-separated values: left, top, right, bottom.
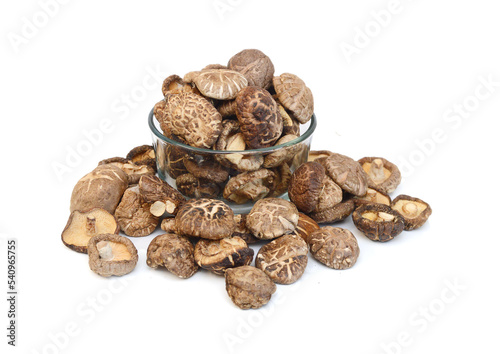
96, 241, 114, 260
369, 159, 386, 181
150, 201, 166, 217
86, 217, 97, 235
402, 202, 418, 217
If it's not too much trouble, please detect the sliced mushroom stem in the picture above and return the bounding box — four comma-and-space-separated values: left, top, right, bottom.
150, 201, 166, 217
402, 202, 418, 217
96, 241, 113, 260
370, 159, 386, 181
378, 212, 395, 222
86, 217, 97, 235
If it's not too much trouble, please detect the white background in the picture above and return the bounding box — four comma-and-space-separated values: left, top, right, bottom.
1, 0, 499, 353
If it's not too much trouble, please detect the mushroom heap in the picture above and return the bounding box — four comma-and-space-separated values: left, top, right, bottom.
153, 49, 314, 204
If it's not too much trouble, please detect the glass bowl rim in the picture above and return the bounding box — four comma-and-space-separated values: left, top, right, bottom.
148, 107, 317, 155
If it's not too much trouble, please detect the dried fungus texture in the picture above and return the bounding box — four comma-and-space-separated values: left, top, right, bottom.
391, 195, 432, 230
308, 227, 360, 270
246, 198, 299, 240
227, 49, 275, 90
88, 234, 138, 277
352, 204, 405, 242
225, 266, 276, 309
176, 173, 220, 199
114, 186, 159, 237
269, 163, 292, 197
255, 234, 308, 285
232, 214, 260, 244
146, 233, 198, 279
309, 199, 356, 224
175, 198, 236, 240
321, 153, 368, 197
289, 213, 320, 243
126, 145, 156, 171
273, 73, 314, 124
354, 187, 391, 207
70, 164, 128, 214
236, 86, 283, 149
288, 162, 327, 214
359, 157, 401, 194
194, 237, 254, 275
223, 169, 276, 204
98, 157, 155, 185
183, 157, 229, 184
138, 175, 186, 216
262, 134, 301, 168
185, 69, 248, 100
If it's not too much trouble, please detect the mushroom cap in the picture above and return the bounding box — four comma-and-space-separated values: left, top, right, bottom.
62, 208, 119, 253
138, 175, 186, 215
309, 198, 356, 224
313, 176, 343, 213
352, 204, 405, 242
184, 69, 248, 100
278, 103, 300, 136
358, 157, 402, 194
353, 187, 391, 208
255, 234, 308, 285
308, 226, 360, 270
146, 233, 198, 278
223, 169, 276, 204
70, 164, 128, 214
307, 150, 334, 163
126, 145, 156, 171
235, 86, 283, 149
269, 163, 292, 197
289, 213, 320, 244
162, 74, 187, 96
194, 237, 254, 275
227, 49, 275, 90
175, 173, 220, 199
183, 157, 229, 184
225, 265, 276, 309
273, 73, 314, 124
114, 186, 159, 237
88, 234, 138, 277
175, 198, 236, 240
246, 198, 299, 240
288, 161, 326, 214
391, 195, 432, 230
320, 153, 368, 197
232, 214, 260, 244
98, 158, 155, 185
262, 134, 301, 168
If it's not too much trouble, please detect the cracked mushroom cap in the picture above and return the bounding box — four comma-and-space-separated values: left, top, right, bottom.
358, 157, 402, 194
352, 204, 405, 242
70, 164, 128, 214
225, 265, 276, 309
88, 234, 138, 277
194, 237, 254, 275
246, 198, 299, 240
255, 234, 308, 285
308, 227, 360, 270
223, 168, 276, 204
288, 161, 326, 214
146, 233, 198, 279
114, 186, 159, 237
183, 69, 248, 100
126, 145, 156, 171
98, 157, 155, 185
175, 198, 236, 240
273, 73, 314, 124
227, 49, 275, 90
62, 208, 119, 253
320, 153, 368, 197
235, 86, 283, 149
391, 195, 432, 230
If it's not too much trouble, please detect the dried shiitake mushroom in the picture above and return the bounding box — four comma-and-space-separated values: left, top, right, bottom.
277, 103, 300, 136
223, 169, 276, 204
354, 187, 391, 207
358, 157, 401, 194
70, 164, 128, 214
307, 150, 334, 163
184, 69, 248, 100
320, 153, 368, 197
289, 213, 320, 244
235, 86, 283, 149
232, 214, 260, 244
269, 163, 292, 197
126, 145, 156, 171
273, 73, 314, 124
225, 266, 276, 309
114, 186, 159, 237
138, 175, 186, 216
176, 173, 220, 199
309, 198, 356, 224
88, 234, 138, 277
175, 198, 236, 240
183, 157, 229, 184
62, 208, 119, 253
262, 134, 301, 168
146, 233, 198, 279
98, 157, 155, 185
160, 217, 176, 233
227, 49, 275, 90
308, 227, 360, 270
391, 195, 432, 230
246, 198, 299, 240
255, 234, 308, 285
352, 204, 405, 242
217, 100, 237, 118
161, 74, 199, 96
194, 237, 254, 275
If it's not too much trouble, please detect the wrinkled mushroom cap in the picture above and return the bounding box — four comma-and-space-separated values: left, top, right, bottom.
176, 173, 220, 199
320, 153, 368, 197
62, 208, 119, 253
358, 157, 402, 194
225, 265, 276, 309
138, 175, 186, 216
352, 204, 405, 242
223, 169, 276, 204
391, 195, 432, 230
88, 234, 138, 277
184, 69, 248, 100
194, 237, 254, 275
308, 226, 360, 270
309, 198, 356, 224
232, 214, 260, 244
114, 186, 159, 237
175, 198, 236, 240
183, 157, 229, 184
288, 161, 326, 214
273, 73, 314, 124
246, 198, 299, 240
98, 157, 155, 185
126, 145, 156, 171
307, 150, 334, 163
227, 49, 275, 90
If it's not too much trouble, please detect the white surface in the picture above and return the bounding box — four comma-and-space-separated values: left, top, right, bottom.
1, 0, 499, 353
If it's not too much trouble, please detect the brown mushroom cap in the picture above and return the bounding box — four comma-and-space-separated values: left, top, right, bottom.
225, 265, 277, 309
232, 214, 260, 244
194, 237, 254, 275
227, 49, 275, 90
126, 145, 156, 171
175, 173, 220, 199
235, 86, 283, 149
98, 157, 155, 185
308, 227, 360, 270
114, 186, 159, 237
353, 187, 391, 208
391, 195, 432, 231
223, 169, 276, 204
278, 103, 300, 136
146, 233, 198, 279
309, 198, 356, 224
184, 69, 248, 100
246, 198, 299, 240
269, 163, 292, 197
88, 234, 138, 277
352, 204, 405, 242
161, 74, 199, 96
70, 164, 128, 214
320, 153, 368, 197
358, 157, 402, 194
273, 73, 314, 124
175, 198, 236, 240
307, 150, 334, 163
314, 176, 343, 213
138, 175, 186, 216
289, 213, 320, 244
262, 134, 301, 168
255, 234, 308, 285
288, 161, 326, 214
183, 157, 229, 184
62, 208, 119, 253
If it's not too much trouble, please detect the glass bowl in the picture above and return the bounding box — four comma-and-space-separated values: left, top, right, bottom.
148, 108, 316, 213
